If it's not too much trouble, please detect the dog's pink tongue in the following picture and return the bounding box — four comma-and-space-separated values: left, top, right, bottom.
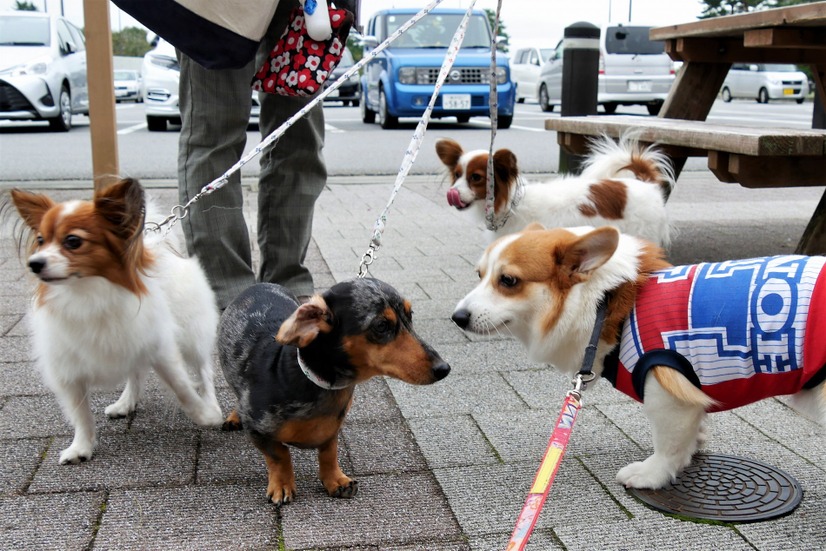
446, 188, 467, 209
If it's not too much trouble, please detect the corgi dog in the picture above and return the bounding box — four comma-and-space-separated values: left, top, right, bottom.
436, 134, 674, 247
8, 179, 223, 465
452, 224, 826, 489
219, 279, 450, 505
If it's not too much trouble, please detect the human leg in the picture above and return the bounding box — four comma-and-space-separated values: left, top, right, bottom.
177, 52, 256, 309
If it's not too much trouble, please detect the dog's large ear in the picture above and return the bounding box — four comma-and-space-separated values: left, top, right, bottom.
435, 138, 463, 168
560, 226, 619, 282
94, 178, 146, 241
276, 296, 334, 347
9, 189, 55, 230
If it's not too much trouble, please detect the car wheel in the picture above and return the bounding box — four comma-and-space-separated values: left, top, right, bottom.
456, 115, 470, 123
361, 95, 375, 123
647, 101, 663, 116
496, 114, 513, 129
721, 87, 732, 102
352, 99, 360, 107
758, 87, 769, 104
516, 97, 525, 104
378, 88, 398, 129
48, 86, 72, 132
538, 84, 553, 112
796, 97, 805, 104
146, 115, 167, 131
603, 102, 617, 114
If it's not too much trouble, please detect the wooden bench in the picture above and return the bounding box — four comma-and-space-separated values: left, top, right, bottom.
545, 116, 826, 189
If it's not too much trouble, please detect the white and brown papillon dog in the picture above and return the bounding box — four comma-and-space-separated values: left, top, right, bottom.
436, 134, 675, 247
7, 178, 223, 464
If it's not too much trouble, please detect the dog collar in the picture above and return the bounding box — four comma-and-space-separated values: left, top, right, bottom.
296, 351, 351, 390
484, 175, 526, 231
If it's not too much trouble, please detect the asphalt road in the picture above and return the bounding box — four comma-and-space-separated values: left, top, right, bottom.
0, 98, 818, 184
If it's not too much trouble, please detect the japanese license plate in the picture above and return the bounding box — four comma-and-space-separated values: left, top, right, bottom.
783, 88, 794, 96
627, 80, 652, 92
442, 94, 471, 110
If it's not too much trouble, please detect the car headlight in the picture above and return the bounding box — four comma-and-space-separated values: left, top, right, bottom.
0, 55, 52, 77
398, 66, 417, 85
479, 66, 508, 85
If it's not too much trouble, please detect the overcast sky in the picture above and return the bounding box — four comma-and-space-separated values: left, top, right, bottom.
2, 0, 705, 52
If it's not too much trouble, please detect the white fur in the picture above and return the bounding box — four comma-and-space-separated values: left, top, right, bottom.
454, 226, 824, 489
29, 207, 222, 465
445, 135, 674, 247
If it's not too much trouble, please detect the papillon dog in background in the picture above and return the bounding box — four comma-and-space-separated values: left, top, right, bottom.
8, 178, 223, 464
436, 134, 675, 247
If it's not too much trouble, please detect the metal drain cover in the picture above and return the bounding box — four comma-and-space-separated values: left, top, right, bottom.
627, 454, 803, 523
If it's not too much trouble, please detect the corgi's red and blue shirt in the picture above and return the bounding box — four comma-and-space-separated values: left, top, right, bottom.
602, 255, 826, 412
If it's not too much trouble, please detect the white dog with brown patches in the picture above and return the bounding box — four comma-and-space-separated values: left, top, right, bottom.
436, 135, 675, 246
452, 224, 826, 489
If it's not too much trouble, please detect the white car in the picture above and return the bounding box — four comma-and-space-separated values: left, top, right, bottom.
537, 25, 675, 115
0, 11, 88, 131
721, 63, 809, 104
510, 46, 554, 103
142, 39, 259, 131
114, 69, 141, 102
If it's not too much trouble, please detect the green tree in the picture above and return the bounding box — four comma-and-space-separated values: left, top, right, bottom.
484, 8, 509, 52
111, 26, 152, 57
14, 1, 38, 11
699, 0, 819, 18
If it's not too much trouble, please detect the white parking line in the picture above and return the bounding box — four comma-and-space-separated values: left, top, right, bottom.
117, 123, 147, 135
325, 123, 345, 133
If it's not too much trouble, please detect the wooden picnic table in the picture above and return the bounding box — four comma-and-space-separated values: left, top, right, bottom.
545, 1, 826, 254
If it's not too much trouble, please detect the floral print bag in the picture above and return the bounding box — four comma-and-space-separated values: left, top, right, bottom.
252, 6, 354, 97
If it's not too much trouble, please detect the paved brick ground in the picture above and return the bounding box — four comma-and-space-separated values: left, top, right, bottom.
1, 174, 824, 550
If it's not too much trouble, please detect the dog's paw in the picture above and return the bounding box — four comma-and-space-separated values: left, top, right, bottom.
104, 401, 135, 419
190, 403, 224, 427
221, 409, 243, 431
267, 483, 296, 507
330, 480, 359, 499
616, 459, 675, 490
58, 443, 93, 465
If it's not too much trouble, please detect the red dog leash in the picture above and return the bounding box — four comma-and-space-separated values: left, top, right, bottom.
506, 300, 607, 550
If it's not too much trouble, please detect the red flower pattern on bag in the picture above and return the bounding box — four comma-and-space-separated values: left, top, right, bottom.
251, 7, 354, 97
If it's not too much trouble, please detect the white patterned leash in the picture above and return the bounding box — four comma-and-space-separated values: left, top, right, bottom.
483, 0, 521, 231
357, 0, 478, 276
147, 0, 449, 238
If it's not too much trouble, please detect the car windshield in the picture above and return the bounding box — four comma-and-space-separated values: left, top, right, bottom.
762, 64, 799, 72
114, 70, 137, 80
540, 48, 554, 62
386, 13, 491, 48
0, 15, 50, 46
605, 26, 664, 55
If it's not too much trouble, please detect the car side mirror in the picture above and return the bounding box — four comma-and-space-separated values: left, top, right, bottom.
62, 41, 76, 55
360, 35, 379, 49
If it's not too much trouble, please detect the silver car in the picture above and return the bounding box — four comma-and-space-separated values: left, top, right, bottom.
537, 25, 674, 116
721, 63, 809, 104
0, 11, 88, 131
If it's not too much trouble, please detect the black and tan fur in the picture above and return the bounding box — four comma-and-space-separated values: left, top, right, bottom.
218, 279, 450, 505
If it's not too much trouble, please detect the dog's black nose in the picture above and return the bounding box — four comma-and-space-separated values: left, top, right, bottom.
28, 258, 45, 274
451, 308, 470, 329
431, 360, 450, 381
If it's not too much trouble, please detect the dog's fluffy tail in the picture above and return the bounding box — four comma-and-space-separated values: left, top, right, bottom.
580, 133, 676, 200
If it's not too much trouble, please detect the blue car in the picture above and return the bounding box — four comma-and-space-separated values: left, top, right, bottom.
360, 8, 516, 129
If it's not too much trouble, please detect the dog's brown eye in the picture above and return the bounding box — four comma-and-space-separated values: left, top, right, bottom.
36, 235, 44, 246
470, 173, 483, 183
476, 269, 482, 280
454, 170, 462, 179
63, 235, 83, 250
499, 274, 518, 288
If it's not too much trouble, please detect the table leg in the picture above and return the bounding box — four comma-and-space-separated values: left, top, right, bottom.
659, 61, 732, 180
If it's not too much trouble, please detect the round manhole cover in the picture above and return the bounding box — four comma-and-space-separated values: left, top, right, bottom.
627, 454, 803, 523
